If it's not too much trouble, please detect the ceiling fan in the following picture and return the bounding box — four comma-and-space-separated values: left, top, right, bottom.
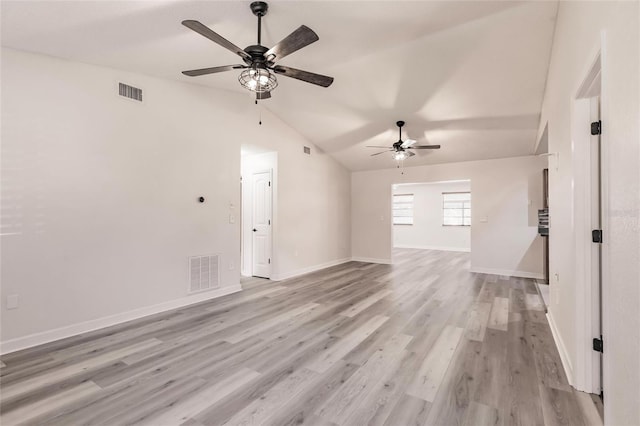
367, 121, 441, 161
181, 1, 334, 101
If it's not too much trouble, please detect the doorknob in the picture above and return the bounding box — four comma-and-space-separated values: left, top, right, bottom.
253, 228, 257, 232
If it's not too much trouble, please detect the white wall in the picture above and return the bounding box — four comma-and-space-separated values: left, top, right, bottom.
0, 48, 351, 352
352, 156, 545, 278
393, 181, 471, 252
538, 2, 639, 424
274, 146, 351, 280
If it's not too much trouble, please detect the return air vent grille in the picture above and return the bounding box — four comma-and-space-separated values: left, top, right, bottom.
303, 146, 311, 155
119, 82, 143, 102
189, 255, 220, 293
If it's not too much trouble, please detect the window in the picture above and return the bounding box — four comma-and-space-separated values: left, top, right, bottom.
393, 194, 414, 225
443, 192, 471, 226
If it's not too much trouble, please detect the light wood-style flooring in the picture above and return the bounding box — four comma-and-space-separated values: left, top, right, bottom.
0, 249, 602, 425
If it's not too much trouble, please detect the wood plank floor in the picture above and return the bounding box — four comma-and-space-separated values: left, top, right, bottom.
0, 249, 603, 425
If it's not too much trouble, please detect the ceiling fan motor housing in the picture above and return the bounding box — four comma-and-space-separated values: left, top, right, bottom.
250, 2, 268, 17
243, 45, 270, 66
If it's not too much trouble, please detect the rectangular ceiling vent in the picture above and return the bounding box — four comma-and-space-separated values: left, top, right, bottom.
118, 82, 143, 102
303, 146, 311, 155
189, 255, 220, 293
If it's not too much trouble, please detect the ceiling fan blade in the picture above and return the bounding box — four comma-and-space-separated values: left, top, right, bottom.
401, 139, 417, 148
407, 145, 441, 149
371, 150, 392, 156
182, 20, 251, 61
366, 145, 392, 148
182, 64, 246, 77
406, 150, 416, 157
272, 65, 334, 87
265, 25, 319, 62
256, 91, 271, 100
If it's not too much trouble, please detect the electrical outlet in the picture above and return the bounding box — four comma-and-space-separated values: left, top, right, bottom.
6, 294, 19, 310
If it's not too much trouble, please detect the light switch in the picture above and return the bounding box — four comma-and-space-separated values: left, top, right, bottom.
229, 214, 235, 224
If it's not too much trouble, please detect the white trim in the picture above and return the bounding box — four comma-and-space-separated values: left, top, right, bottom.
0, 285, 242, 355
469, 267, 544, 279
547, 311, 575, 386
393, 244, 470, 253
351, 257, 393, 265
270, 258, 352, 281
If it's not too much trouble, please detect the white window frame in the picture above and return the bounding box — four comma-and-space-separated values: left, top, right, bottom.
393, 193, 414, 225
442, 192, 471, 227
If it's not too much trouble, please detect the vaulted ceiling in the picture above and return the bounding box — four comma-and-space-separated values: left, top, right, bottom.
1, 1, 557, 171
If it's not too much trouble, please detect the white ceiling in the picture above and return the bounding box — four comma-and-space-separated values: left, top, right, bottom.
1, 1, 558, 171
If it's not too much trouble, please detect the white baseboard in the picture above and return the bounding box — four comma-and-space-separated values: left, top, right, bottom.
350, 256, 393, 265
546, 311, 574, 386
469, 267, 544, 279
270, 258, 352, 281
393, 244, 470, 253
0, 284, 242, 355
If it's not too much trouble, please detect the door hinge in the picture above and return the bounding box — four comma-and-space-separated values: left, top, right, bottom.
268, 258, 271, 264
268, 181, 271, 187
593, 337, 603, 353
591, 120, 601, 135
268, 219, 271, 225
592, 229, 603, 243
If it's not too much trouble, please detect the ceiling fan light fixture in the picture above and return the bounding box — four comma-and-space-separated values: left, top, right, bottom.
238, 67, 278, 93
393, 151, 409, 161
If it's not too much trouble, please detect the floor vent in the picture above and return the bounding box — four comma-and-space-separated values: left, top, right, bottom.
118, 82, 143, 102
189, 255, 220, 293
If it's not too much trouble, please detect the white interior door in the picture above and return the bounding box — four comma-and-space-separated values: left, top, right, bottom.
252, 171, 272, 278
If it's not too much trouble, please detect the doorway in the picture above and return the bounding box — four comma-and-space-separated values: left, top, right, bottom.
240, 147, 277, 280
391, 180, 472, 259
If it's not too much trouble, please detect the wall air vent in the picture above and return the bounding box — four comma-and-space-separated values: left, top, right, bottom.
189, 255, 220, 293
303, 146, 311, 155
118, 82, 143, 102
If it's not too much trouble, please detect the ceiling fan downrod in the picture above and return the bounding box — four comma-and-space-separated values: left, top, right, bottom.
250, 1, 268, 45
397, 120, 405, 142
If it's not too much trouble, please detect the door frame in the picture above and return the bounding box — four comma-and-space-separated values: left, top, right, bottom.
572, 41, 609, 399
